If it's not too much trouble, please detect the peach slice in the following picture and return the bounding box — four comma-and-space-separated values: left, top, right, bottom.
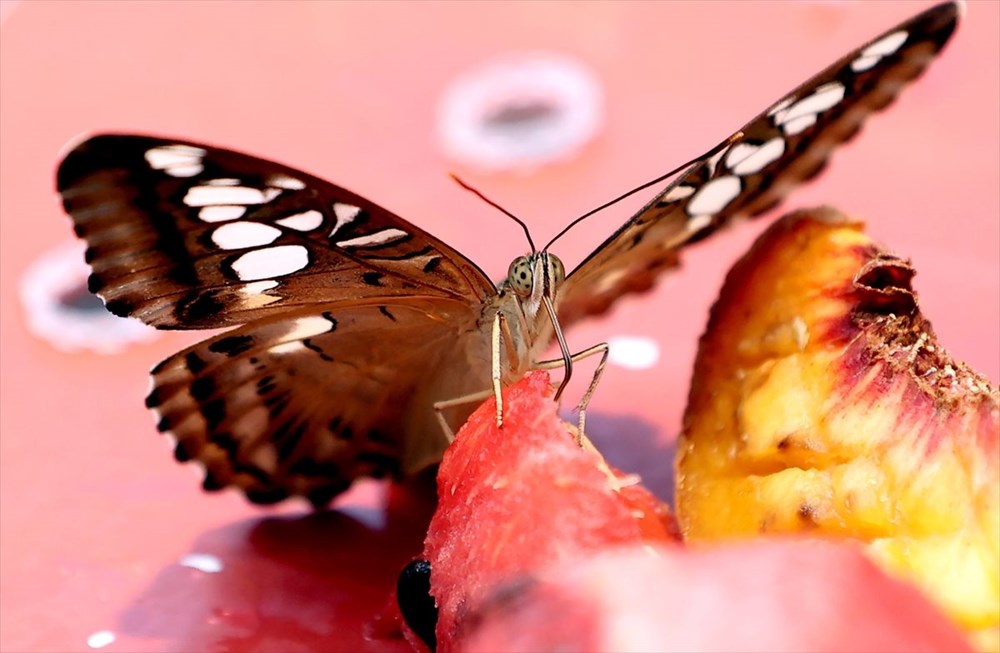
676, 207, 999, 650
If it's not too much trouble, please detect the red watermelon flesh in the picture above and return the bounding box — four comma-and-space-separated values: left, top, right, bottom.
422, 371, 678, 651
461, 540, 974, 653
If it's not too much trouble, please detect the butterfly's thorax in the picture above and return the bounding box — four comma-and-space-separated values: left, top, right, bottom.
499, 251, 565, 372
399, 253, 562, 474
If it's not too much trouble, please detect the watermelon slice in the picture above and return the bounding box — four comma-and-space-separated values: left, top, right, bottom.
461, 540, 974, 653
418, 371, 678, 651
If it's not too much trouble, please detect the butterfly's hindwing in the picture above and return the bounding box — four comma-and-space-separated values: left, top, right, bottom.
557, 1, 960, 326
145, 297, 490, 507
59, 135, 495, 329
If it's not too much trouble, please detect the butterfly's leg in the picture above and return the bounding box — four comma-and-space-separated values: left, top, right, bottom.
433, 389, 495, 442
491, 311, 507, 428
535, 342, 609, 445
570, 343, 609, 443
430, 310, 509, 442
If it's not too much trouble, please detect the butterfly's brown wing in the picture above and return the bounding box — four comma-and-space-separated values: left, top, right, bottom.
58, 135, 501, 506
557, 1, 960, 327
58, 134, 496, 329
146, 297, 492, 507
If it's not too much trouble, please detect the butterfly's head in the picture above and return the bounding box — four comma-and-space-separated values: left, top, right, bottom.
507, 252, 565, 306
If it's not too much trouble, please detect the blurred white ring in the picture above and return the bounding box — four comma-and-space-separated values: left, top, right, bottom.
437, 52, 604, 172
20, 241, 158, 354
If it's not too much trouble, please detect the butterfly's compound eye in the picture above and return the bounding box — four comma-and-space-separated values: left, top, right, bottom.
548, 254, 565, 286
508, 256, 534, 297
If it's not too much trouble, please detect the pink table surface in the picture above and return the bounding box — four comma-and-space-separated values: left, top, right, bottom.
1, 2, 997, 652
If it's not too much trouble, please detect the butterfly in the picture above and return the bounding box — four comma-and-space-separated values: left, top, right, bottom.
58, 2, 960, 508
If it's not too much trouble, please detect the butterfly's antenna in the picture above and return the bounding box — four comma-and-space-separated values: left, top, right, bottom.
542, 132, 743, 251
450, 174, 536, 253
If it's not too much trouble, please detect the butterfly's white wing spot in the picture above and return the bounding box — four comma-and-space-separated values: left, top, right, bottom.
144, 144, 206, 178
852, 30, 909, 72
772, 81, 846, 136
726, 137, 786, 176
279, 315, 338, 343
851, 55, 881, 73
240, 280, 279, 296
211, 222, 282, 250
331, 202, 362, 236
230, 244, 309, 281
336, 228, 409, 249
781, 114, 818, 137
685, 213, 714, 236
203, 178, 241, 186
663, 185, 696, 202
686, 175, 742, 216
235, 281, 282, 312
159, 164, 201, 177
784, 81, 846, 120
199, 205, 247, 223
276, 210, 324, 232
704, 146, 729, 177
266, 174, 306, 190
183, 185, 282, 208
269, 340, 306, 355
767, 97, 794, 117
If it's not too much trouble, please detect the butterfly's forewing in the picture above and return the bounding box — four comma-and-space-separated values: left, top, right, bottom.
145, 297, 489, 507
58, 134, 496, 329
557, 1, 960, 327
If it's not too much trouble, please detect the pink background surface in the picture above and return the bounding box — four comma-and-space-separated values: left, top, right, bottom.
1, 2, 997, 652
